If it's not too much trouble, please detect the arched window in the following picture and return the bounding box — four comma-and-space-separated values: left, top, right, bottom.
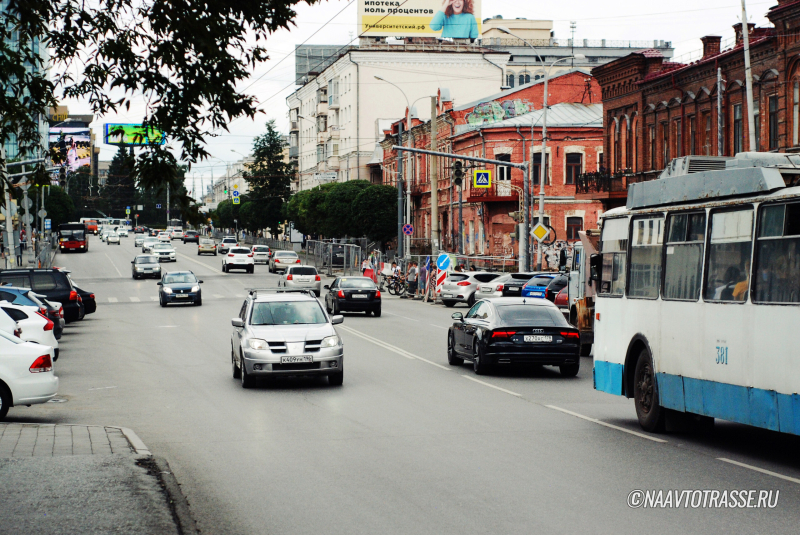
506, 74, 515, 88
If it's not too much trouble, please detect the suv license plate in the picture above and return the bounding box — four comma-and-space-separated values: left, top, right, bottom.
524, 335, 552, 343
280, 355, 313, 364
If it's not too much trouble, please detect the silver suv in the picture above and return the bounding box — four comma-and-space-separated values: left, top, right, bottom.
230, 289, 344, 387
441, 271, 502, 308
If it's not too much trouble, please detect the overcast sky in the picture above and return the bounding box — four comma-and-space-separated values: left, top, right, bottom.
62, 0, 775, 191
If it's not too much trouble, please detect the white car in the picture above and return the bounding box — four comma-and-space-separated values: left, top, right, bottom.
157, 232, 171, 243
170, 229, 185, 240
117, 228, 129, 237
151, 242, 177, 262
100, 230, 109, 242
0, 328, 58, 420
0, 303, 59, 359
134, 234, 146, 247
142, 237, 160, 253
107, 231, 121, 244
222, 247, 255, 273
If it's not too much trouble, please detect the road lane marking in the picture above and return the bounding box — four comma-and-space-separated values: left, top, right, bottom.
88, 386, 118, 391
176, 252, 223, 274
129, 297, 140, 302
107, 297, 118, 303
213, 294, 225, 299
383, 311, 420, 322
461, 375, 521, 397
718, 458, 800, 484
104, 253, 123, 277
545, 405, 668, 443
337, 325, 451, 370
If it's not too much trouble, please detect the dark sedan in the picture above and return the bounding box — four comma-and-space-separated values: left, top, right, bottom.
324, 276, 381, 316
545, 274, 569, 302
157, 271, 203, 307
447, 297, 580, 377
183, 230, 200, 243
74, 286, 97, 315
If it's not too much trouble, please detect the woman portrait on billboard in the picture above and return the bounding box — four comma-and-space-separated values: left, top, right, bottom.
430, 0, 478, 39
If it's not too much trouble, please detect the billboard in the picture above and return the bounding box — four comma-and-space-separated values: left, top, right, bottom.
49, 127, 92, 171
358, 0, 482, 38
103, 123, 166, 146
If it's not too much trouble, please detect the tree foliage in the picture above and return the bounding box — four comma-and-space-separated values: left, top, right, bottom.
44, 186, 74, 227
352, 185, 399, 243
322, 180, 371, 237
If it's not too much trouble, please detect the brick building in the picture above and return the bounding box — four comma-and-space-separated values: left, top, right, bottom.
377, 70, 604, 259
583, 0, 800, 210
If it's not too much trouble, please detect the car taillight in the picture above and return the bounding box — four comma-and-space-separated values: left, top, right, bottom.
496, 284, 504, 292
39, 307, 47, 316
375, 290, 381, 298
30, 354, 52, 373
228, 253, 234, 257
69, 290, 78, 301
58, 307, 64, 318
296, 259, 301, 263
457, 281, 471, 286
89, 294, 95, 300
36, 312, 54, 331
286, 274, 293, 280
315, 275, 321, 281
247, 254, 253, 258
560, 331, 580, 339
491, 331, 516, 338
338, 290, 345, 298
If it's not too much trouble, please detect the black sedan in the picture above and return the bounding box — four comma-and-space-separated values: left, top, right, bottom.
157, 271, 203, 307
447, 297, 580, 377
324, 276, 381, 316
74, 286, 97, 315
183, 230, 200, 243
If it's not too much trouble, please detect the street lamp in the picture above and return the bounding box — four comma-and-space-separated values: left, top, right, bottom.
208, 156, 230, 203
498, 27, 584, 270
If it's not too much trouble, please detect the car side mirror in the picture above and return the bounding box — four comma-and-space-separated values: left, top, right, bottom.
231, 318, 244, 328
451, 312, 464, 322
198, 280, 203, 284
323, 285, 330, 290
589, 254, 602, 283
157, 282, 162, 286
331, 315, 344, 325
131, 261, 134, 264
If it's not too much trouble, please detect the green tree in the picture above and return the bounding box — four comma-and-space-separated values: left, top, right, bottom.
322, 180, 371, 238
44, 186, 74, 227
351, 185, 398, 244
101, 147, 135, 218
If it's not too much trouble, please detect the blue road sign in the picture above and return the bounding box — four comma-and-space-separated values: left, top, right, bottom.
473, 170, 491, 188
402, 224, 413, 236
436, 253, 451, 271
233, 197, 241, 205
44, 219, 51, 230
232, 190, 240, 197
156, 204, 161, 209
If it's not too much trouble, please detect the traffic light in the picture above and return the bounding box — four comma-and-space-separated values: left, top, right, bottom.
453, 161, 464, 186
508, 211, 522, 222
58, 167, 67, 187
224, 186, 228, 195
510, 224, 521, 240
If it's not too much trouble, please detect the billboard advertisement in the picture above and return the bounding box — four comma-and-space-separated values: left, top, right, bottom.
358, 0, 482, 38
49, 127, 92, 171
103, 123, 166, 146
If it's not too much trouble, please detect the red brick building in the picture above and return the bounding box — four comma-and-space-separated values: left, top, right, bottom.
377, 70, 604, 260
585, 0, 800, 210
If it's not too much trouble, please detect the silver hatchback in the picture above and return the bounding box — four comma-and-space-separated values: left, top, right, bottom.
440, 271, 502, 308
279, 265, 322, 296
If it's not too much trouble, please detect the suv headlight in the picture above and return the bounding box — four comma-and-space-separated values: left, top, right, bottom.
191, 285, 200, 292
321, 335, 340, 348
249, 338, 267, 350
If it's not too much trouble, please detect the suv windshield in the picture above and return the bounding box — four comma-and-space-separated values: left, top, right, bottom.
340, 278, 376, 289
222, 238, 237, 244
250, 301, 326, 325
253, 246, 269, 252
230, 248, 250, 254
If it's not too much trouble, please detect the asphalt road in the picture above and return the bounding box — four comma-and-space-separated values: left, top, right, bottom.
15, 235, 800, 534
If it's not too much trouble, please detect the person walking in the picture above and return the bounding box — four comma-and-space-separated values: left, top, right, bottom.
406, 262, 418, 297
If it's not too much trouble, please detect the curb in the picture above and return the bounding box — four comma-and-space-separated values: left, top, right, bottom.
148, 456, 200, 535
109, 425, 152, 456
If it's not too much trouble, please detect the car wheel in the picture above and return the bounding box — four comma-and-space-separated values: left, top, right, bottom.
580, 343, 592, 357
197, 251, 200, 256
467, 293, 475, 307
196, 297, 202, 306
332, 299, 339, 316
472, 338, 490, 375
0, 383, 11, 421
373, 308, 381, 317
443, 300, 456, 308
222, 263, 227, 273
447, 333, 463, 366
159, 296, 166, 308
328, 371, 343, 386
240, 353, 255, 388
232, 348, 241, 379
634, 348, 666, 432
559, 361, 580, 377
214, 252, 217, 256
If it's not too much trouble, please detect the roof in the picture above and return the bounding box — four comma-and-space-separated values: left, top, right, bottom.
454, 103, 602, 136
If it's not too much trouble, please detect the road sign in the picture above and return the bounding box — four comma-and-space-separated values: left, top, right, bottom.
37, 209, 46, 218
436, 253, 451, 271
21, 197, 33, 210
156, 204, 161, 209
125, 209, 131, 215
137, 205, 143, 210
234, 184, 239, 189
402, 224, 413, 236
531, 223, 549, 241
1, 203, 17, 218
233, 197, 240, 205
44, 219, 51, 230
232, 190, 240, 197
126, 206, 130, 210
21, 214, 33, 225
313, 172, 337, 182
473, 170, 491, 188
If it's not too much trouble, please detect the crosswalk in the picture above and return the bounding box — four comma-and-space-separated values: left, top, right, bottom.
105, 293, 246, 303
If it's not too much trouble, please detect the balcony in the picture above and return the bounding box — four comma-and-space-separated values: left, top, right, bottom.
318, 131, 330, 144
289, 146, 299, 158
327, 155, 340, 169
466, 179, 519, 203
316, 101, 328, 116
574, 170, 650, 204
329, 127, 340, 139
328, 94, 340, 108
290, 120, 299, 132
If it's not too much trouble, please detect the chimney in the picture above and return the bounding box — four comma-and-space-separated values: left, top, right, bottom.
733, 23, 756, 46
700, 36, 722, 59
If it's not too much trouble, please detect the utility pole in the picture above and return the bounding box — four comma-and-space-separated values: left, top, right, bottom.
537, 76, 551, 272
1, 146, 12, 267
430, 97, 439, 257
166, 182, 170, 226
741, 0, 756, 152
405, 109, 412, 263
396, 121, 404, 260
717, 68, 724, 156
458, 182, 463, 255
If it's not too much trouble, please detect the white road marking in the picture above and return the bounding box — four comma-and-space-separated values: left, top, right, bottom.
176, 252, 223, 274
234, 294, 244, 298
157, 325, 178, 328
88, 386, 118, 391
104, 253, 123, 277
129, 297, 140, 302
337, 325, 452, 370
718, 458, 800, 484
462, 375, 521, 397
383, 311, 420, 322
108, 297, 118, 303
545, 405, 668, 443
150, 296, 159, 301
213, 294, 225, 299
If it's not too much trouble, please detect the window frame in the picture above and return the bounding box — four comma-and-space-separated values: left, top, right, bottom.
752, 200, 800, 305
661, 210, 707, 302
702, 205, 755, 304
565, 153, 582, 185
597, 216, 630, 299
625, 214, 665, 300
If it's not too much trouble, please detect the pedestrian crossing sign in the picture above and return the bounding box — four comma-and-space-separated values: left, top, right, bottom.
233, 197, 240, 205
473, 170, 491, 188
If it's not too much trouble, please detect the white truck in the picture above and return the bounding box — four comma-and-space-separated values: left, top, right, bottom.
567, 229, 600, 357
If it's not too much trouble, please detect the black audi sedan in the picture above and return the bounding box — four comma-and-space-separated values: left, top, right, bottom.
324, 276, 381, 316
447, 297, 580, 377
157, 271, 203, 307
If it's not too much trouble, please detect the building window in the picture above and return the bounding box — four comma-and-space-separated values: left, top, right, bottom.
689, 116, 696, 155
506, 74, 515, 88
675, 119, 682, 158
598, 151, 604, 171
754, 98, 761, 151
704, 113, 712, 155
519, 72, 530, 85
625, 124, 632, 168
794, 81, 799, 146
769, 96, 779, 150
565, 153, 582, 185
733, 104, 743, 155
566, 217, 583, 241
614, 128, 620, 170
649, 125, 655, 169
662, 122, 669, 166
496, 154, 511, 181
532, 153, 550, 185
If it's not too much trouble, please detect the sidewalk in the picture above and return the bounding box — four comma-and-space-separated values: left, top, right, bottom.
0, 423, 195, 535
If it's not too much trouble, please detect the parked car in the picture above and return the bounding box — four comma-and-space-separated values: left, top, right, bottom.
280, 265, 322, 296
269, 251, 300, 274
0, 269, 84, 323
217, 237, 238, 254
100, 229, 109, 242
117, 228, 129, 237
151, 242, 177, 262
447, 297, 580, 377
545, 274, 569, 302
131, 255, 162, 280
440, 271, 502, 308
222, 247, 255, 273
324, 276, 381, 316
251, 245, 271, 264
521, 274, 557, 298
0, 304, 59, 360
106, 231, 121, 244
230, 289, 344, 387
474, 272, 539, 300
197, 238, 217, 256
554, 287, 570, 322
183, 230, 200, 244
157, 271, 203, 307
149, 229, 160, 237
0, 329, 58, 420
59, 270, 96, 316
0, 287, 63, 339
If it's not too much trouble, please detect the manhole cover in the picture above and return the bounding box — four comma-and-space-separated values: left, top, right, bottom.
47, 398, 68, 403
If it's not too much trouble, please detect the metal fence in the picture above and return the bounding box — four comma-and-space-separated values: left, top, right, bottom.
305, 240, 362, 277
210, 231, 295, 252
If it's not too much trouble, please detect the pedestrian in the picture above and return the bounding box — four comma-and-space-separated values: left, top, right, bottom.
361, 258, 369, 274
407, 262, 418, 296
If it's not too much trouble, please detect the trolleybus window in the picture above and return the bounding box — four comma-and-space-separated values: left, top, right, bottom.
599, 217, 628, 296
754, 202, 800, 303
663, 212, 706, 301
627, 216, 663, 299
703, 208, 753, 302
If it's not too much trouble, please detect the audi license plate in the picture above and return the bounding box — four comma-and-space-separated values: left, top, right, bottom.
351, 294, 368, 299
524, 335, 552, 343
280, 355, 313, 364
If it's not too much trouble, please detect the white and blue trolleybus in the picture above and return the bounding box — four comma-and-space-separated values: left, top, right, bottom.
593, 152, 800, 434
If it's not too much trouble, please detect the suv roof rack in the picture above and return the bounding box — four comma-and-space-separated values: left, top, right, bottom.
245, 288, 317, 298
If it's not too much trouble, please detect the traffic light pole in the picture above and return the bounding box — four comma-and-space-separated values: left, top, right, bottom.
396, 122, 404, 260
